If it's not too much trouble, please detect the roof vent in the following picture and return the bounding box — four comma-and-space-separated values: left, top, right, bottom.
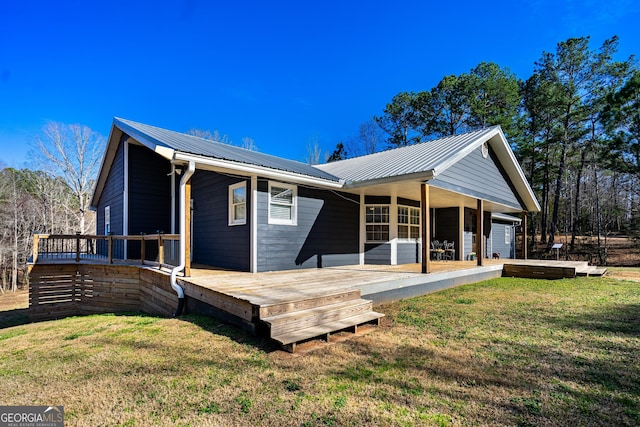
481, 142, 489, 158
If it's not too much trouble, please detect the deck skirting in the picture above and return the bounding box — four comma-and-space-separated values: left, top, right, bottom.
26, 259, 605, 351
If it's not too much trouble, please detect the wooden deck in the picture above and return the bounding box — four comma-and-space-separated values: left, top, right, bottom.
178, 261, 504, 351
177, 258, 606, 351
27, 255, 607, 352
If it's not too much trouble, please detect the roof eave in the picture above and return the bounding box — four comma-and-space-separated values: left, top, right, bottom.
90, 122, 122, 209
487, 128, 541, 213
342, 170, 435, 189
173, 152, 344, 189
113, 117, 175, 160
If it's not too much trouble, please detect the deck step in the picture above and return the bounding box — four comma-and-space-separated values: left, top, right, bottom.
576, 266, 608, 277
270, 310, 384, 348
258, 288, 361, 318
263, 298, 375, 337
503, 263, 576, 279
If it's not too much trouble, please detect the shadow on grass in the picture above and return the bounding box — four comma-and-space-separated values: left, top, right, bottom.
0, 306, 280, 355
549, 303, 640, 336
0, 308, 31, 329
178, 313, 280, 353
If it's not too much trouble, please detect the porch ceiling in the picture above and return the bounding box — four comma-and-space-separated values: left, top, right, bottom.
342, 181, 523, 214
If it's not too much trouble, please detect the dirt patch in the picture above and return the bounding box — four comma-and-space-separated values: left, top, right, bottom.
605, 268, 640, 282
529, 235, 640, 266
0, 288, 28, 312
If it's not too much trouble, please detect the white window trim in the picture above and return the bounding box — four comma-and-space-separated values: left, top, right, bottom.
229, 182, 247, 226
505, 225, 511, 245
397, 205, 421, 241
268, 181, 297, 226
104, 206, 111, 235
365, 204, 390, 243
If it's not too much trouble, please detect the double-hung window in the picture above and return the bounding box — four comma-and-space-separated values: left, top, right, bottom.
229, 182, 246, 225
269, 182, 297, 225
366, 205, 389, 242
398, 206, 420, 240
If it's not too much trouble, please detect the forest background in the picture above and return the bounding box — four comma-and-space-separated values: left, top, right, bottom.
1, 35, 639, 292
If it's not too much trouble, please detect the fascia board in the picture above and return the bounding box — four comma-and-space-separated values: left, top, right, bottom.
488, 128, 541, 212
173, 152, 344, 189
113, 118, 175, 160
342, 170, 435, 189
90, 124, 123, 209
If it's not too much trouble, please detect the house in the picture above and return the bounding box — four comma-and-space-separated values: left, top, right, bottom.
90, 118, 540, 275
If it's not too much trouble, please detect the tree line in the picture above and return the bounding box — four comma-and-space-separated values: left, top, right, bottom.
334, 35, 639, 263
0, 123, 104, 292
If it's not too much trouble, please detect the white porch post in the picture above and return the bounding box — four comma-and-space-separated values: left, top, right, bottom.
359, 193, 365, 265
390, 193, 398, 265
458, 204, 465, 261
521, 210, 528, 260
250, 175, 258, 273
421, 183, 430, 273
476, 199, 484, 266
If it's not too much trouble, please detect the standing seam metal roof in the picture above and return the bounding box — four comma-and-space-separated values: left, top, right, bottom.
315, 127, 500, 183
114, 118, 341, 182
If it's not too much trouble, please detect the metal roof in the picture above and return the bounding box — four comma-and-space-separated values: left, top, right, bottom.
92, 119, 539, 213
114, 118, 340, 182
316, 127, 500, 183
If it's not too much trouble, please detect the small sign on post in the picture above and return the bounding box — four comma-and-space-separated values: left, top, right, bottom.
552, 243, 563, 260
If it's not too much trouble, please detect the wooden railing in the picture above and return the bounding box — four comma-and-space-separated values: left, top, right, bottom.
31, 233, 181, 268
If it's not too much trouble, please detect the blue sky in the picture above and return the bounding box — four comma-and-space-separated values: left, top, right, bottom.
1, 0, 639, 167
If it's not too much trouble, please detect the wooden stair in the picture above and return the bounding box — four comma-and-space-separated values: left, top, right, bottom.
576, 265, 608, 277
503, 260, 607, 279
260, 288, 384, 353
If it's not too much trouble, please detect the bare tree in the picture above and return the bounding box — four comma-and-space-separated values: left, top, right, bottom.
187, 128, 232, 144
241, 136, 258, 151
356, 118, 384, 156
305, 136, 323, 165
0, 168, 41, 291
32, 122, 105, 234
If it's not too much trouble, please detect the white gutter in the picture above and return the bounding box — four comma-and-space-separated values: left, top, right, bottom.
169, 160, 195, 316
173, 152, 344, 189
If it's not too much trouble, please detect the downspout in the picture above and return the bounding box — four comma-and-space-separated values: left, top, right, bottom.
169, 160, 195, 317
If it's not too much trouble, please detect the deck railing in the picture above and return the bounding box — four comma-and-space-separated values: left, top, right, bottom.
31, 233, 181, 268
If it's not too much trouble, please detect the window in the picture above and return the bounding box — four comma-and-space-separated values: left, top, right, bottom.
229, 182, 246, 225
104, 206, 110, 235
505, 225, 511, 244
366, 205, 389, 242
269, 182, 297, 225
398, 206, 420, 240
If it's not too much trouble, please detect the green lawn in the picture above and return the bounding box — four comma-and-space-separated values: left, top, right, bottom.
0, 276, 638, 426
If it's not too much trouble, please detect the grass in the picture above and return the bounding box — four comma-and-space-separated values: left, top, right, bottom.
0, 276, 639, 426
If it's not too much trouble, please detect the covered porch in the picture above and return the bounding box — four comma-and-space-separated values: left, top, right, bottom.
349, 180, 529, 274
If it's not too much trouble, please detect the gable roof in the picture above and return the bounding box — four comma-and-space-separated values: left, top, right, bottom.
90, 118, 342, 208
317, 126, 540, 212
91, 118, 539, 213
113, 118, 339, 182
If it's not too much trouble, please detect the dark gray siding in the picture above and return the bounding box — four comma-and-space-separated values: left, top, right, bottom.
96, 136, 125, 237
192, 171, 250, 271
128, 144, 172, 235
430, 145, 523, 210
127, 144, 173, 260
257, 182, 359, 271
397, 242, 421, 264
491, 221, 515, 259
364, 243, 391, 265
434, 207, 459, 260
